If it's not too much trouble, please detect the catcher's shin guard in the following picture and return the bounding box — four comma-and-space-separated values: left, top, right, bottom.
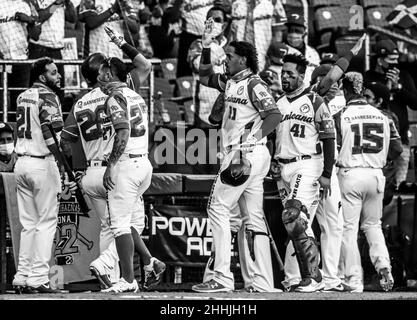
282, 199, 321, 281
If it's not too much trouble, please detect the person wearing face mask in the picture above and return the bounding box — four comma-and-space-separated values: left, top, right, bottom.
0, 123, 17, 172
187, 4, 230, 128
364, 39, 417, 189
284, 13, 320, 87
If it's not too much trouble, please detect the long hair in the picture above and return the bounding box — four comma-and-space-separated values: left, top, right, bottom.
229, 41, 259, 74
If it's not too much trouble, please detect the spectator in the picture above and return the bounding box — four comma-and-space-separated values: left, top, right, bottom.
0, 122, 17, 172
29, 0, 77, 84
364, 39, 417, 187
0, 0, 40, 121
149, 0, 182, 59
187, 4, 230, 128
284, 12, 320, 86
363, 83, 402, 206
174, 0, 215, 78
230, 0, 286, 71
79, 0, 138, 59
320, 52, 340, 66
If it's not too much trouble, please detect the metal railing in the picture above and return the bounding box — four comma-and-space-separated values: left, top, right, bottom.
0, 58, 161, 123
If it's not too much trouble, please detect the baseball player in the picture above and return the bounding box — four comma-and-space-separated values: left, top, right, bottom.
273, 53, 336, 293
191, 19, 285, 293
94, 57, 153, 293
12, 57, 76, 294
335, 72, 402, 292
61, 30, 165, 290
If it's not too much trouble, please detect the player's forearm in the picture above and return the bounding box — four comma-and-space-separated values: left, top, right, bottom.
254, 112, 282, 140
121, 42, 152, 84
321, 138, 335, 179
84, 9, 114, 29
37, 4, 61, 23
107, 128, 129, 166
65, 1, 77, 23
199, 48, 214, 87
388, 138, 403, 161
317, 51, 354, 96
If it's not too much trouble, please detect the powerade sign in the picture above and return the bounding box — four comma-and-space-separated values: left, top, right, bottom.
149, 205, 213, 265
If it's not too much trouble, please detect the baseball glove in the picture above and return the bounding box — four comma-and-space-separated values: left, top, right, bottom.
220, 158, 252, 186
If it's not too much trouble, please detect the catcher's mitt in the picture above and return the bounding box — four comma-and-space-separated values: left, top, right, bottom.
220, 158, 252, 186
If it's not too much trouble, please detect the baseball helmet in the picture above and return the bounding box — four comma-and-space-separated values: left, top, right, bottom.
220, 158, 252, 187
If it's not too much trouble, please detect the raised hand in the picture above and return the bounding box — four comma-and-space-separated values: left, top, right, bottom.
104, 24, 126, 48
202, 17, 217, 48
350, 33, 367, 56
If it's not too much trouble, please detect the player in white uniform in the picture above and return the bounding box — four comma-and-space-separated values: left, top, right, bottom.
191, 21, 284, 293
94, 58, 153, 293
335, 72, 402, 292
61, 31, 165, 291
12, 58, 75, 294
273, 53, 336, 293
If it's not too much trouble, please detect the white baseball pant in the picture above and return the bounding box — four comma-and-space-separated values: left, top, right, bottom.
13, 156, 61, 287
277, 157, 322, 289
81, 163, 146, 282
337, 167, 391, 291
207, 145, 273, 290
315, 167, 343, 289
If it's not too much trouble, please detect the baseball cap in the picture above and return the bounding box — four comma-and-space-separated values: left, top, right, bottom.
320, 52, 340, 65
267, 42, 289, 65
286, 13, 306, 28
311, 64, 332, 84
374, 39, 399, 57
0, 122, 13, 135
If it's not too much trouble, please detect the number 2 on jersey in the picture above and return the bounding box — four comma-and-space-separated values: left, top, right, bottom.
16, 106, 32, 139
130, 104, 146, 137
350, 123, 384, 154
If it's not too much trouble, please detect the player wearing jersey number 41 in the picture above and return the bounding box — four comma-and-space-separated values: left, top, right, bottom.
335, 72, 402, 292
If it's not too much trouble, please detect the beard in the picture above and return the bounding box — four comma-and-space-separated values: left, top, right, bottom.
45, 78, 61, 93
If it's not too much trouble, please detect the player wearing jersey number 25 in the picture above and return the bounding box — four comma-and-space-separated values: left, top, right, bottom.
12, 57, 76, 294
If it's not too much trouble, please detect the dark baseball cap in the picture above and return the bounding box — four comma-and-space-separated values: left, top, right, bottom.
365, 82, 390, 104
286, 13, 306, 28
0, 122, 13, 135
267, 42, 289, 65
375, 39, 399, 57
320, 52, 340, 65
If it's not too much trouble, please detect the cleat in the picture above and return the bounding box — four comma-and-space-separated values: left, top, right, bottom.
322, 283, 352, 292
295, 278, 325, 293
89, 259, 112, 290
379, 268, 394, 292
192, 279, 232, 293
143, 258, 166, 290
13, 285, 37, 294
102, 278, 139, 293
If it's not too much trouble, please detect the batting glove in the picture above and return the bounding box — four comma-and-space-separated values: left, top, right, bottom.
104, 24, 126, 48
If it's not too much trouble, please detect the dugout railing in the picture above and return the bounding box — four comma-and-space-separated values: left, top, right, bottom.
0, 58, 162, 123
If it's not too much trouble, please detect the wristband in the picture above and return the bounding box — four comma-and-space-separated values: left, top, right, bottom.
121, 42, 139, 60
335, 51, 354, 73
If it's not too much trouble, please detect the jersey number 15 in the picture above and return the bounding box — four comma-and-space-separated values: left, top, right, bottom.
350, 123, 384, 154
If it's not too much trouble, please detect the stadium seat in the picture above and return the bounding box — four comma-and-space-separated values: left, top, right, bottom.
365, 7, 393, 27
361, 0, 401, 8
160, 58, 178, 81
312, 0, 358, 8
154, 77, 174, 98
315, 7, 351, 33
175, 76, 194, 99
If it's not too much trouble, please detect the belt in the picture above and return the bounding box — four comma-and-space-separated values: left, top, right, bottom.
87, 160, 108, 167
129, 153, 147, 158
17, 154, 47, 159
278, 155, 313, 164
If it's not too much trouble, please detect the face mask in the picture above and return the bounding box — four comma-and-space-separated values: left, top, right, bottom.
0, 143, 14, 156
287, 33, 304, 48
211, 21, 224, 38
